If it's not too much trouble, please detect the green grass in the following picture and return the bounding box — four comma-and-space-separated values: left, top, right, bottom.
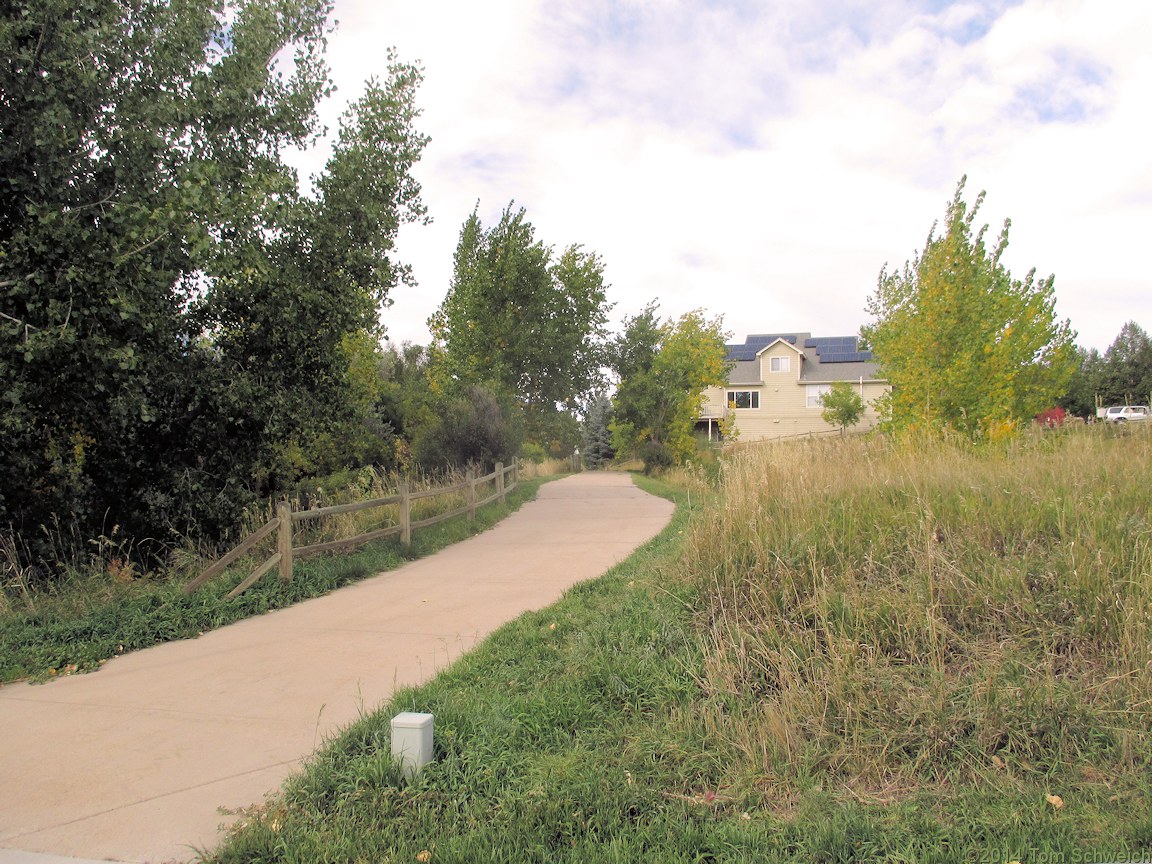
209, 475, 728, 864
205, 432, 1152, 863
0, 478, 549, 683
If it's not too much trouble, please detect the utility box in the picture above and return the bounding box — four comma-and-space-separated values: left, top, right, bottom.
391, 712, 434, 779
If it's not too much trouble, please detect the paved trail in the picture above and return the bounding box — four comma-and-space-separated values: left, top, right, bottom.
0, 472, 674, 864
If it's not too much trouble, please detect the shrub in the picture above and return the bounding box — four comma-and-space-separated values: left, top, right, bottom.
520, 441, 548, 463
413, 385, 521, 471
638, 441, 674, 474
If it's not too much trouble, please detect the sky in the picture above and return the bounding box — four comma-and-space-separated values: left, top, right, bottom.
288, 0, 1151, 353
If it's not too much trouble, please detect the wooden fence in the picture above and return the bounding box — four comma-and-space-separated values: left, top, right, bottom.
185, 462, 518, 597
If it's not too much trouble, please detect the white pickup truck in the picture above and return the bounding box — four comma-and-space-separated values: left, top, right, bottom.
1102, 405, 1150, 423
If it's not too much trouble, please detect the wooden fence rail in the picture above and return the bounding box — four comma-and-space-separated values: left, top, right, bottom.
186, 462, 518, 597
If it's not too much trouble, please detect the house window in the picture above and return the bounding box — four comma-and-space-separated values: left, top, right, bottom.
727, 390, 759, 409
806, 384, 831, 408
770, 356, 790, 373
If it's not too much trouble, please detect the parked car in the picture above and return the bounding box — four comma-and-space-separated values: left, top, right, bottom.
1103, 405, 1150, 423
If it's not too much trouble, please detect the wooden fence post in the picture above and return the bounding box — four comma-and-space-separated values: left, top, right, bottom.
277, 499, 293, 583
496, 461, 505, 503
467, 469, 476, 521
400, 481, 411, 546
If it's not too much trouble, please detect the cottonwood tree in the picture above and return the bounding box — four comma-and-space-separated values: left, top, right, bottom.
820, 381, 866, 435
0, 0, 427, 566
205, 68, 429, 483
609, 305, 730, 471
862, 178, 1076, 439
427, 204, 611, 446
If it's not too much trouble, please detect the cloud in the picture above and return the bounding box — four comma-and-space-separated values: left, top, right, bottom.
299, 0, 1151, 352
1010, 49, 1110, 124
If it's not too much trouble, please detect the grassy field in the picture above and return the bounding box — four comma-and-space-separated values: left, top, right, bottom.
0, 473, 551, 683
686, 427, 1152, 861
206, 427, 1152, 863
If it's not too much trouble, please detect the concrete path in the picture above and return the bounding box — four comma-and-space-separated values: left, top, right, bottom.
0, 472, 674, 864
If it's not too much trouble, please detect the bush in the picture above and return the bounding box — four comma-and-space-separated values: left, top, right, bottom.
639, 441, 674, 474
519, 441, 548, 463
413, 385, 522, 471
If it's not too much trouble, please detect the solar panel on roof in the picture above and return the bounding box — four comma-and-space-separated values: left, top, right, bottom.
819, 351, 873, 364
726, 348, 756, 361
806, 336, 854, 345
746, 334, 797, 345
806, 337, 858, 351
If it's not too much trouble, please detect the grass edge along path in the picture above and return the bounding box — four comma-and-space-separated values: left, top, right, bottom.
206, 472, 733, 864
208, 440, 1152, 864
0, 477, 551, 684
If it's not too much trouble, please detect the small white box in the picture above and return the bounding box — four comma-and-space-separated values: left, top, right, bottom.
391, 712, 434, 778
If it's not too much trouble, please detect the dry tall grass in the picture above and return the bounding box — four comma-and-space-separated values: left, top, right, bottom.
682, 427, 1152, 799
517, 457, 572, 479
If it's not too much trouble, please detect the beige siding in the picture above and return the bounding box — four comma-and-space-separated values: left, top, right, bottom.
701, 380, 888, 441
700, 386, 730, 418
758, 344, 801, 384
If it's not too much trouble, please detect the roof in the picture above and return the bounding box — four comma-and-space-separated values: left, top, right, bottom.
728, 360, 763, 385
725, 333, 806, 361
723, 332, 885, 383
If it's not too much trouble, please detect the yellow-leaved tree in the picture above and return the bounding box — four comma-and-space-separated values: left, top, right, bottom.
609, 304, 730, 472
862, 178, 1076, 439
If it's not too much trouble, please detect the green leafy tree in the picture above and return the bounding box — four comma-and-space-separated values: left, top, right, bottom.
204, 65, 429, 483
377, 342, 434, 435
427, 204, 611, 445
862, 178, 1076, 439
820, 381, 866, 435
1061, 323, 1152, 418
1099, 321, 1152, 405
0, 0, 427, 565
610, 305, 730, 471
1061, 346, 1104, 418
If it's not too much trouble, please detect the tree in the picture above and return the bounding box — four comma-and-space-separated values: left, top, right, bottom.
1060, 323, 1152, 418
202, 65, 428, 483
427, 204, 611, 444
862, 178, 1076, 439
610, 305, 730, 471
1099, 321, 1152, 405
820, 381, 866, 435
0, 0, 427, 567
581, 393, 615, 469
1061, 346, 1104, 418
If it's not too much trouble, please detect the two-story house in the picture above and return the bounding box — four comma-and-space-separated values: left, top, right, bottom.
698, 333, 889, 441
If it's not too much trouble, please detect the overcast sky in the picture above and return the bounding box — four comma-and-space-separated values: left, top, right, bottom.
289, 0, 1151, 353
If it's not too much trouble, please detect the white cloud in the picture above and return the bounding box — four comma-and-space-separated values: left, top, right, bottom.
296, 0, 1152, 352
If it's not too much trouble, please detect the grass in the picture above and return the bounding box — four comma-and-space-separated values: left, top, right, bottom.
685, 426, 1152, 860
690, 430, 1151, 787
208, 474, 727, 864
0, 476, 549, 683
205, 427, 1152, 863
